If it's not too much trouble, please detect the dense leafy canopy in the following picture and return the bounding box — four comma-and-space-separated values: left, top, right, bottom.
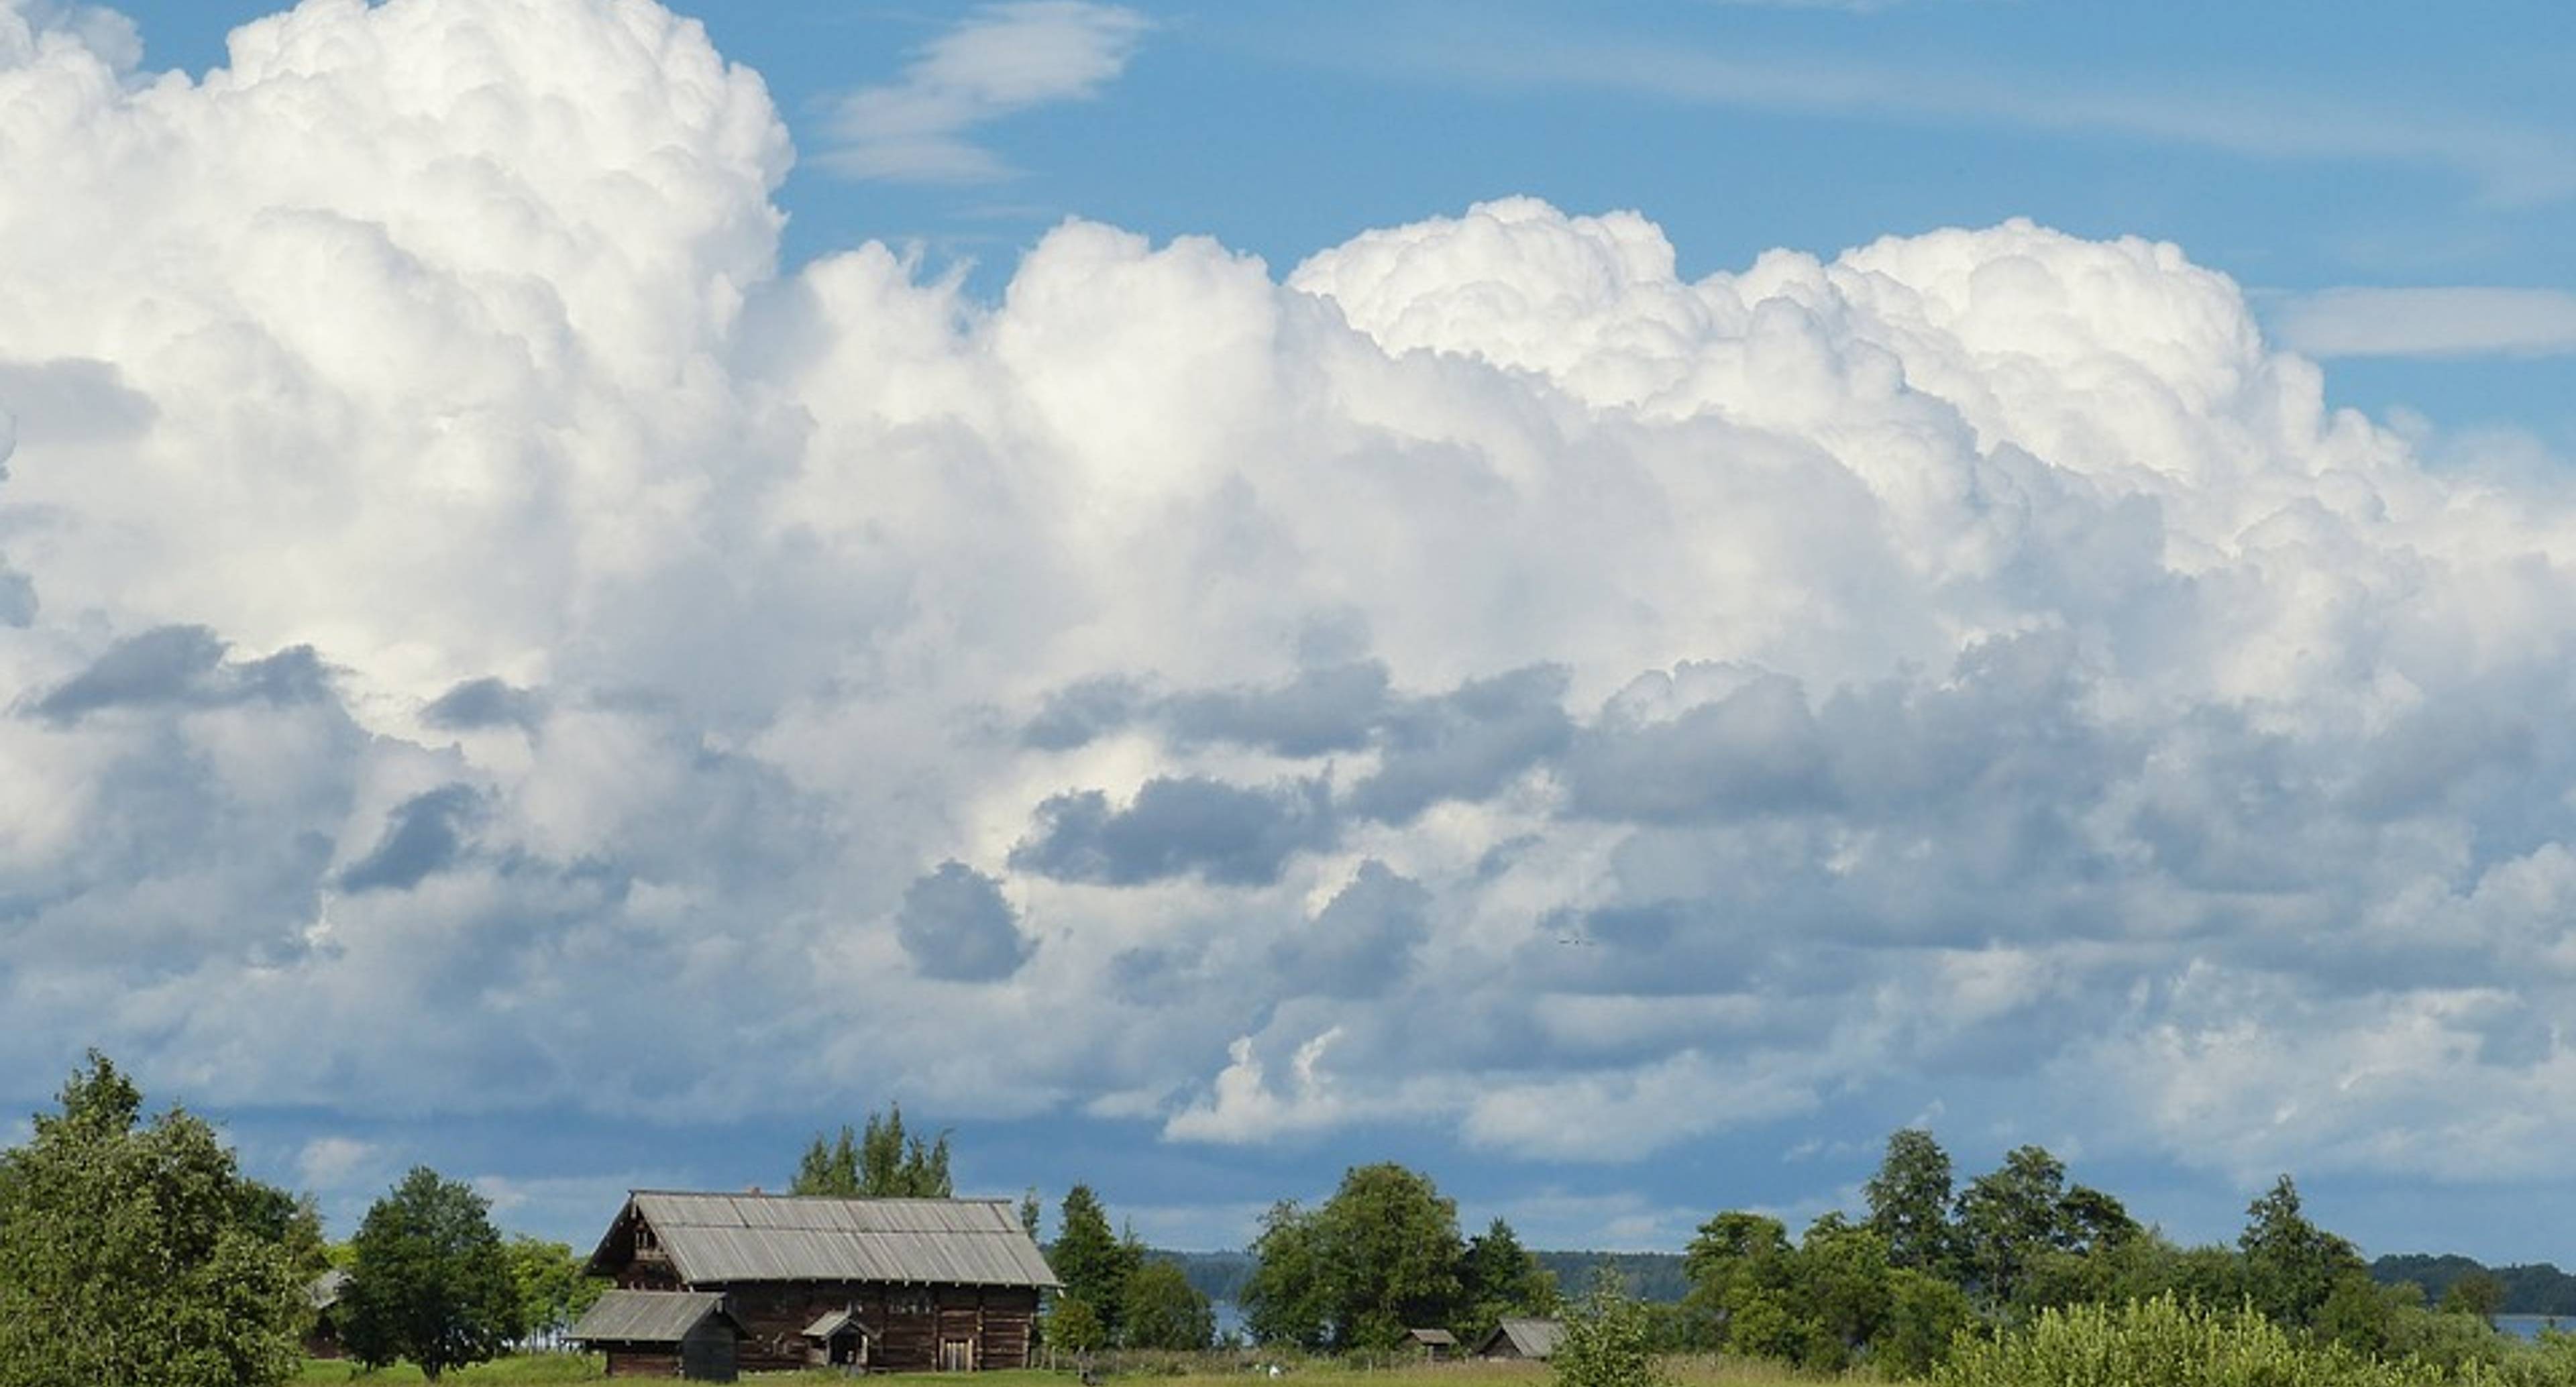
1244, 1164, 1555, 1353
0, 1053, 304, 1387
1123, 1260, 1218, 1351
343, 1167, 523, 1380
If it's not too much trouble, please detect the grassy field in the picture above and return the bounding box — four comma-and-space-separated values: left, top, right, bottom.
290, 1357, 1819, 1386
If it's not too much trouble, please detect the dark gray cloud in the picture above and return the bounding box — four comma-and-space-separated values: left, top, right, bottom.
1348, 665, 1573, 823
339, 785, 484, 893
895, 861, 1034, 981
423, 677, 545, 731
1562, 670, 1835, 823
1163, 660, 1391, 757
1271, 860, 1432, 997
1008, 775, 1337, 886
1022, 675, 1148, 751
28, 624, 330, 725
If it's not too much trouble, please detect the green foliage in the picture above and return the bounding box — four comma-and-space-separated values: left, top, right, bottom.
501, 1235, 602, 1343
792, 1103, 952, 1198
1052, 1184, 1145, 1341
1241, 1165, 1465, 1352
1243, 1201, 1333, 1351
0, 1051, 304, 1387
1931, 1293, 2457, 1387
1554, 1270, 1669, 1387
1867, 1129, 1960, 1276
343, 1166, 523, 1380
1048, 1295, 1107, 1355
2239, 1174, 2363, 1329
1124, 1260, 1218, 1351
2447, 1272, 2508, 1323
1457, 1217, 1561, 1347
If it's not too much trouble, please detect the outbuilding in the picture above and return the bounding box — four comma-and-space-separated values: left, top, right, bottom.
1404, 1327, 1458, 1360
573, 1288, 745, 1380
1472, 1318, 1565, 1361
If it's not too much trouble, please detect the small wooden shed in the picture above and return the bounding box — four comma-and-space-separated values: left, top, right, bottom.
574, 1288, 745, 1380
804, 1307, 873, 1370
1472, 1318, 1564, 1361
1405, 1327, 1458, 1361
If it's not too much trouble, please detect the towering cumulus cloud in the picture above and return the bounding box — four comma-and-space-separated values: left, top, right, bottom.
1, 0, 2570, 1192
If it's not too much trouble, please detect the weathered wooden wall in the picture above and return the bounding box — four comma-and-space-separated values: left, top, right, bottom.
721, 1284, 1040, 1374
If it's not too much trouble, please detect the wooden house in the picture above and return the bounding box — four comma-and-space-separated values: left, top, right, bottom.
584, 1191, 1059, 1374
1472, 1318, 1564, 1361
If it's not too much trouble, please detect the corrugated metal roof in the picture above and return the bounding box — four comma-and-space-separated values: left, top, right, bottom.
629, 1192, 1061, 1288
573, 1290, 731, 1344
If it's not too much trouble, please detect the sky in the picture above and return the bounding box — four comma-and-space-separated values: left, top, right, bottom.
2, 0, 2574, 1270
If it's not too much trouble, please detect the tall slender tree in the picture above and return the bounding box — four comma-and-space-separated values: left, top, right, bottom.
1864, 1129, 1957, 1275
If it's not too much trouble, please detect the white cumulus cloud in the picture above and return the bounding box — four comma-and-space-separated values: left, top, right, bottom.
4, 0, 2576, 1207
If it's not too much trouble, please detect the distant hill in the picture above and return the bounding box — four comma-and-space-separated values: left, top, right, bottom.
1148, 1248, 1690, 1306
2372, 1255, 2576, 1315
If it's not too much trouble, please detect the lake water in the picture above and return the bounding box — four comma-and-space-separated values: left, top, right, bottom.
2496, 1315, 2569, 1343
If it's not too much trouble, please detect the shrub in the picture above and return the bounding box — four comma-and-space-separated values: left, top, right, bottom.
1931, 1294, 2448, 1387
1554, 1271, 1669, 1387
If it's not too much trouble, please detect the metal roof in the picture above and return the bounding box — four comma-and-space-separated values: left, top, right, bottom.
621, 1191, 1061, 1288
804, 1309, 867, 1339
573, 1290, 732, 1344
307, 1269, 350, 1311
1481, 1319, 1565, 1359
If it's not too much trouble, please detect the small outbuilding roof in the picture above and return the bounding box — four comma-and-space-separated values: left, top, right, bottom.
1405, 1328, 1458, 1346
589, 1191, 1061, 1289
573, 1290, 735, 1345
803, 1309, 870, 1340
1476, 1318, 1566, 1360
307, 1268, 351, 1311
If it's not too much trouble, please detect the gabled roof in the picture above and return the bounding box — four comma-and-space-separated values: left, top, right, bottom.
573, 1290, 735, 1345
804, 1309, 870, 1340
1476, 1318, 1565, 1359
308, 1268, 351, 1311
1405, 1328, 1458, 1346
590, 1191, 1061, 1288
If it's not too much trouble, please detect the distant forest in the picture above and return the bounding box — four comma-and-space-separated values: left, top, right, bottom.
1156, 1247, 2576, 1315
1152, 1247, 1693, 1307
2372, 1255, 2576, 1316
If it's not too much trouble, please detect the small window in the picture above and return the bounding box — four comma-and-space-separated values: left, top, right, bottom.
894, 1290, 932, 1316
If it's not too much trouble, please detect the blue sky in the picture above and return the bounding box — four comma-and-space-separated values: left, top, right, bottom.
4, 0, 2575, 1270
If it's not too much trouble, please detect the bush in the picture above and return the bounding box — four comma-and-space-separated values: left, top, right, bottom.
1931, 1294, 2450, 1387
1555, 1272, 1668, 1387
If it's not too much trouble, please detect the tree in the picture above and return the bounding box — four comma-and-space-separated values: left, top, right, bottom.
1123, 1260, 1216, 1351
1953, 1145, 2071, 1309
1242, 1201, 1331, 1350
1048, 1296, 1106, 1355
1865, 1129, 1958, 1276
1553, 1270, 1667, 1387
1458, 1217, 1559, 1346
503, 1235, 603, 1345
2239, 1174, 2361, 1329
1242, 1165, 1465, 1353
0, 1052, 303, 1387
1305, 1163, 1464, 1351
1051, 1185, 1142, 1341
2442, 1270, 2504, 1324
792, 1103, 952, 1197
1682, 1210, 1799, 1357
343, 1167, 523, 1380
